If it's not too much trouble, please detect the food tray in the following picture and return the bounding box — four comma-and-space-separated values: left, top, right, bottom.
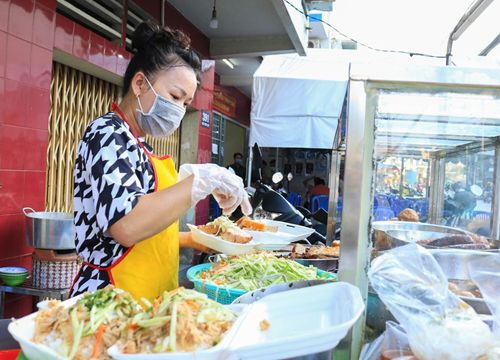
8, 295, 83, 360
186, 263, 335, 305
9, 283, 362, 360
108, 282, 364, 360
248, 220, 315, 249
187, 224, 258, 255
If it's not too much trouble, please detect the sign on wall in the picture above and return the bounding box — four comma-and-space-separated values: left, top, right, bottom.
213, 88, 237, 118
201, 110, 211, 128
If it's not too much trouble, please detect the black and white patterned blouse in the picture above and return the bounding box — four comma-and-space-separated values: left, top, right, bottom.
71, 112, 155, 295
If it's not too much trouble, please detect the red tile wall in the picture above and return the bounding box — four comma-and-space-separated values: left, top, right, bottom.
0, 0, 129, 318
0, 0, 56, 318
0, 0, 250, 316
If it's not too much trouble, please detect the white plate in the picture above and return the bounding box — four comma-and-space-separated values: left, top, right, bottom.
187, 224, 259, 255
8, 295, 83, 360
247, 220, 315, 250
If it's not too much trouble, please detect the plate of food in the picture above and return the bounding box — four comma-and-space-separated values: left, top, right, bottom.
188, 217, 258, 255
8, 286, 241, 360
236, 217, 315, 249
8, 286, 142, 360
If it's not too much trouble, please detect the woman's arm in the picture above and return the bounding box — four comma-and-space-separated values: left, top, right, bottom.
108, 175, 193, 247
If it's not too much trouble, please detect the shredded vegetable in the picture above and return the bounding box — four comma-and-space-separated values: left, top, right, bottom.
197, 253, 327, 291
32, 286, 141, 360
120, 288, 237, 353
206, 216, 241, 235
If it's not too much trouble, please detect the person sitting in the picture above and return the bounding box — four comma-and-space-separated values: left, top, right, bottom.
303, 176, 330, 208
310, 177, 330, 196
228, 152, 246, 182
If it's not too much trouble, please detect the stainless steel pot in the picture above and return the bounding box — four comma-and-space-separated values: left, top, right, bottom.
23, 207, 75, 249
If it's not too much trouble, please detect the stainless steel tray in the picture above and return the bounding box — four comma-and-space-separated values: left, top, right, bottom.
372, 221, 485, 250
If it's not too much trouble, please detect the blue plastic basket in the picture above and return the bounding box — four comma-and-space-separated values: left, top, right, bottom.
186, 263, 336, 305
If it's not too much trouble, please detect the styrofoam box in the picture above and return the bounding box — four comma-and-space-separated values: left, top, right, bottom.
109, 282, 364, 360
9, 283, 363, 360
249, 220, 315, 250
8, 295, 84, 360
188, 224, 259, 255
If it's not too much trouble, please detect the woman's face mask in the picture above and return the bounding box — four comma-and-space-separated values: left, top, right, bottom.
136, 77, 186, 138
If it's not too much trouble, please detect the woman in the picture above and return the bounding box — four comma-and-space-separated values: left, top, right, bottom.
70, 22, 251, 303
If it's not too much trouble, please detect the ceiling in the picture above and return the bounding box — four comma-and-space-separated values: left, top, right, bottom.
214, 57, 262, 96
167, 0, 310, 97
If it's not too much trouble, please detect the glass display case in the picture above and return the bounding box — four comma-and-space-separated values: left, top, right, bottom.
334, 64, 500, 358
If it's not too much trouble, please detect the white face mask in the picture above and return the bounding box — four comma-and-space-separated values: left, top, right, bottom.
136, 77, 186, 138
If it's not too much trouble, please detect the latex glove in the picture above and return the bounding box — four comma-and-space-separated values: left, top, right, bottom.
179, 163, 252, 215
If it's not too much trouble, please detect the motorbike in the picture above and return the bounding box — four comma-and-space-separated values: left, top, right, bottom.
243, 144, 329, 245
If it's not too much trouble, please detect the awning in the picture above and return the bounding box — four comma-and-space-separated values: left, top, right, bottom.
250, 49, 349, 149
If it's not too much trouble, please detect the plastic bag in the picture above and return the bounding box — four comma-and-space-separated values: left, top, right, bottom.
369, 244, 495, 360
469, 254, 500, 359
360, 321, 412, 360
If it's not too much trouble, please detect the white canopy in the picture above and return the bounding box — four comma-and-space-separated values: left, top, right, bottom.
250, 50, 349, 149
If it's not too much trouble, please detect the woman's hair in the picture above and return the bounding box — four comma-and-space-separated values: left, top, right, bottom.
123, 21, 202, 96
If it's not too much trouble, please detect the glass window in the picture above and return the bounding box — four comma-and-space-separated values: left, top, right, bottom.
372, 90, 500, 236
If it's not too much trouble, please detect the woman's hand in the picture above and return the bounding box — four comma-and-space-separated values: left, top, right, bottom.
179, 163, 252, 215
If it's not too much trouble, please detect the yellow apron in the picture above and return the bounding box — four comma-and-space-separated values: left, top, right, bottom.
109, 154, 179, 304
78, 103, 180, 304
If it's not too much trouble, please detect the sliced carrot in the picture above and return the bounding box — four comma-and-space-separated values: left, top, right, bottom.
91, 324, 106, 359
185, 299, 201, 311
127, 323, 139, 331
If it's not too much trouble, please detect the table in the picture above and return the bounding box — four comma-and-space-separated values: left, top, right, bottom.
0, 279, 70, 318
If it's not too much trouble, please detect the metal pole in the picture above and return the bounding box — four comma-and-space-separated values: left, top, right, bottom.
445, 0, 494, 65
275, 147, 279, 172
121, 0, 128, 49
326, 118, 343, 244
335, 79, 375, 360
491, 142, 500, 239
247, 145, 253, 187
161, 0, 166, 27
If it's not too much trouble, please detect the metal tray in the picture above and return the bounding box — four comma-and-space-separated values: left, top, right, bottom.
372, 221, 482, 250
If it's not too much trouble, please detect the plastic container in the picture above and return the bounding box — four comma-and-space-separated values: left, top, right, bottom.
186, 263, 336, 304
187, 224, 258, 255
9, 283, 363, 360
249, 220, 315, 249
8, 295, 83, 360
107, 282, 364, 360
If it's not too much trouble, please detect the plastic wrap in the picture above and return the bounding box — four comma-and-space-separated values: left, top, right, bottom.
360, 321, 412, 360
469, 255, 500, 359
369, 244, 495, 360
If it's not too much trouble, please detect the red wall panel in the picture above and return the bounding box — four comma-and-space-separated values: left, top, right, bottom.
0, 0, 129, 318
0, 0, 250, 317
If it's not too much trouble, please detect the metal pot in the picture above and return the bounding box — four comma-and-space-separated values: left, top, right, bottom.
23, 208, 75, 249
